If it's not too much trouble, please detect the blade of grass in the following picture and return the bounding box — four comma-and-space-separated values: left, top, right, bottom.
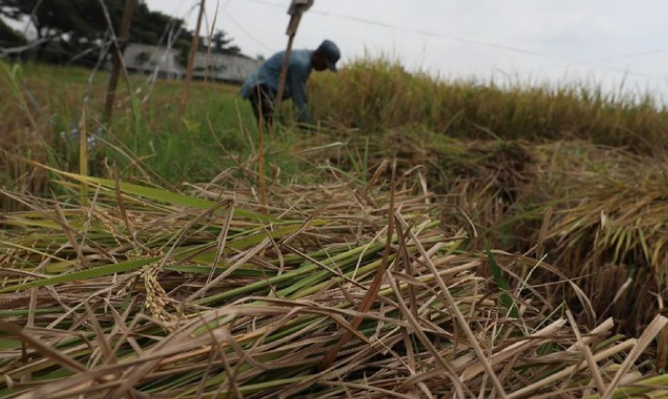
486, 248, 520, 319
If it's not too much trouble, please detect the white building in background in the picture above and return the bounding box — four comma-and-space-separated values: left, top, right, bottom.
123, 43, 182, 79
122, 43, 261, 84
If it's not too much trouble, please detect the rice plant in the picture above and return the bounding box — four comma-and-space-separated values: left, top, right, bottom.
311, 58, 668, 156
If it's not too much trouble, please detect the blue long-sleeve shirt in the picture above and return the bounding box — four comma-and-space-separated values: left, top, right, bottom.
240, 49, 313, 123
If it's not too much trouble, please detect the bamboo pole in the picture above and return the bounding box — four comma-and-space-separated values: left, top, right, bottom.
274, 2, 311, 112
79, 107, 88, 207
180, 0, 206, 114
258, 113, 267, 210
274, 19, 300, 106
104, 0, 136, 122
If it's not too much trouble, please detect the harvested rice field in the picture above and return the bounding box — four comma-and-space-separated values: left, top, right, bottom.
1, 61, 668, 398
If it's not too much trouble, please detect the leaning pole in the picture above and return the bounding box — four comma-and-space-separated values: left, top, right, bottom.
274, 0, 314, 108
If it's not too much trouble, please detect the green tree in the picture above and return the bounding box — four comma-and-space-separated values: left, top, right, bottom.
175, 30, 241, 67
0, 0, 94, 42
0, 0, 241, 66
209, 30, 240, 55
1, 0, 115, 61
0, 18, 27, 48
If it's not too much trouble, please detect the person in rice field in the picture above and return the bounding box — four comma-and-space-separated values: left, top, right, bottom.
240, 39, 340, 130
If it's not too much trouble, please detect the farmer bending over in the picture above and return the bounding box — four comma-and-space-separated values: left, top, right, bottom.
240, 39, 340, 130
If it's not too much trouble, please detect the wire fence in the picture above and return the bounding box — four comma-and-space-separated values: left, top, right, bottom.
1, 0, 201, 121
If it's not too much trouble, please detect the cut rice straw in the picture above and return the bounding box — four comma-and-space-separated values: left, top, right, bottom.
0, 165, 666, 398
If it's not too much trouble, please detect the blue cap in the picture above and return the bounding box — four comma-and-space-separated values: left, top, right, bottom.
317, 40, 340, 72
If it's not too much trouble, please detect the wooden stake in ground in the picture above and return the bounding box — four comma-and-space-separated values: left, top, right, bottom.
180, 0, 206, 114
79, 107, 88, 207
258, 111, 267, 210
104, 0, 136, 122
274, 0, 314, 107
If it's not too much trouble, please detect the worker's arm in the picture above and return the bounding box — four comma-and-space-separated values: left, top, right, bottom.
288, 68, 311, 124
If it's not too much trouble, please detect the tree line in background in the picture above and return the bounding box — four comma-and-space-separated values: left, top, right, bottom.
0, 0, 241, 67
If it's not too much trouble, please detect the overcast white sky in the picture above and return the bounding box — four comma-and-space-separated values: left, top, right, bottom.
145, 0, 668, 100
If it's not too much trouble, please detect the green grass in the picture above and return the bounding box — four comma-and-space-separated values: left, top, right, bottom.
0, 62, 309, 199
